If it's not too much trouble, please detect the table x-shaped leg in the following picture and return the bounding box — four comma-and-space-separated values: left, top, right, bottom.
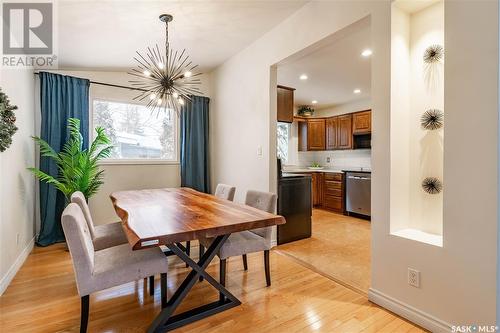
147, 234, 241, 333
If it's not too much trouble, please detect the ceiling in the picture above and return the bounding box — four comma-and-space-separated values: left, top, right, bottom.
394, 0, 440, 14
57, 0, 307, 71
277, 20, 371, 109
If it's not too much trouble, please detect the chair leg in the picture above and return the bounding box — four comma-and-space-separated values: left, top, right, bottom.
149, 275, 154, 296
185, 241, 191, 268
242, 254, 248, 271
264, 250, 271, 287
80, 295, 89, 333
160, 273, 167, 309
199, 245, 205, 282
219, 258, 227, 302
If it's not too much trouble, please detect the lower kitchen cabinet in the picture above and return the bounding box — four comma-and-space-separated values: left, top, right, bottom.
322, 173, 344, 213
303, 172, 345, 213
311, 172, 323, 207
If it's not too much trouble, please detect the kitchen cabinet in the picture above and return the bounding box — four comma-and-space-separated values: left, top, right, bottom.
326, 117, 338, 150
322, 173, 344, 213
337, 114, 353, 149
307, 119, 326, 150
352, 110, 372, 134
325, 115, 352, 150
311, 172, 323, 207
277, 85, 295, 123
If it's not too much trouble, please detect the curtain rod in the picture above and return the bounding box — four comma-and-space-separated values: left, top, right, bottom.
34, 72, 147, 92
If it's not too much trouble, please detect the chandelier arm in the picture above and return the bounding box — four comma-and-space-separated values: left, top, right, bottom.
170, 53, 189, 78
168, 50, 179, 77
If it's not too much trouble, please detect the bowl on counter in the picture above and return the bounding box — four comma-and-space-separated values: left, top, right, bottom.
307, 166, 324, 170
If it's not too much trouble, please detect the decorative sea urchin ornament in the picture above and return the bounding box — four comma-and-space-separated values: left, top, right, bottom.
420, 109, 444, 130
421, 177, 443, 194
423, 44, 444, 64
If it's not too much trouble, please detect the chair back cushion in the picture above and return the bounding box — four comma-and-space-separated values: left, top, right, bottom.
71, 191, 96, 239
215, 184, 236, 201
61, 203, 95, 295
245, 190, 277, 242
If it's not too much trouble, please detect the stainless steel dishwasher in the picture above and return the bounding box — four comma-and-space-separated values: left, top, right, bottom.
346, 172, 371, 217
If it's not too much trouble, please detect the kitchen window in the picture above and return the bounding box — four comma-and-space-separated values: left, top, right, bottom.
277, 122, 290, 163
92, 99, 178, 163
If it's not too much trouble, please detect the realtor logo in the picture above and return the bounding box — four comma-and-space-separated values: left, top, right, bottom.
2, 3, 53, 55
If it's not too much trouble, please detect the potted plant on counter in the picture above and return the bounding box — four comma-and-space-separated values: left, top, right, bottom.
298, 105, 315, 117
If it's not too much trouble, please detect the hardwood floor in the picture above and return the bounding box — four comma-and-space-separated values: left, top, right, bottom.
0, 242, 424, 332
277, 209, 371, 293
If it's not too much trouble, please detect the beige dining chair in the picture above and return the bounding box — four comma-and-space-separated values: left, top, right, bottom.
197, 184, 236, 281
71, 191, 156, 295
62, 203, 169, 333
200, 190, 276, 287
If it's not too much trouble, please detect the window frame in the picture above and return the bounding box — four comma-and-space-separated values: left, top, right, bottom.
90, 98, 180, 165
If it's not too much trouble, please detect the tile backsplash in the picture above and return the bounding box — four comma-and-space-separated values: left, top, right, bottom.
295, 149, 371, 169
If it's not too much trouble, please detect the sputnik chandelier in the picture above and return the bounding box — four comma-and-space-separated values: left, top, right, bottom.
129, 14, 202, 114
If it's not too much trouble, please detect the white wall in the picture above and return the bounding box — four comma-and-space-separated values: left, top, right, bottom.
390, 2, 444, 236
314, 98, 371, 117
36, 71, 211, 224
371, 1, 498, 330
211, 0, 498, 330
0, 69, 36, 295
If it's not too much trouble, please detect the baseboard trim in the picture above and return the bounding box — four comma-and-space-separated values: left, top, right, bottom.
368, 288, 452, 333
0, 236, 35, 296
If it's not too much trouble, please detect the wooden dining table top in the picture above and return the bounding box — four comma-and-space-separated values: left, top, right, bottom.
110, 187, 286, 250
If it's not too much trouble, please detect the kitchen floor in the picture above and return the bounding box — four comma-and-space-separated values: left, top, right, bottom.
276, 209, 371, 294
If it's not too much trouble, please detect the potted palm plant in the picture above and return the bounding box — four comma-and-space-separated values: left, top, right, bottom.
28, 118, 113, 201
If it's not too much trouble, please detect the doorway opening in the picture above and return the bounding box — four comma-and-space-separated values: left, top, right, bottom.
274, 17, 372, 293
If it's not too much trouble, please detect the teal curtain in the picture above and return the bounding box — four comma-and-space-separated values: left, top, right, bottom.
37, 72, 90, 246
180, 95, 210, 193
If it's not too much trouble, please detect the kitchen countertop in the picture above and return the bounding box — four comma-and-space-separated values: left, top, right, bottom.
283, 167, 371, 174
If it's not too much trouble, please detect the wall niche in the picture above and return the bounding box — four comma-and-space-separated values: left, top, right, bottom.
390, 0, 444, 247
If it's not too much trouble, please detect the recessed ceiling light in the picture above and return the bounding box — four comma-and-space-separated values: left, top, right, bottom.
300, 74, 308, 80
353, 89, 361, 94
361, 49, 372, 57
311, 100, 318, 104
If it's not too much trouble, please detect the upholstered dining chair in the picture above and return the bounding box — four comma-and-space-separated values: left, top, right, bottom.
200, 190, 276, 287
62, 203, 169, 333
197, 184, 236, 281
71, 192, 156, 295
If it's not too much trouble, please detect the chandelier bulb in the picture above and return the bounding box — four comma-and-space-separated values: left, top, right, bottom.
158, 62, 165, 70
143, 70, 151, 77
172, 92, 179, 98
149, 93, 156, 100
178, 98, 185, 105
157, 98, 162, 105
184, 71, 192, 78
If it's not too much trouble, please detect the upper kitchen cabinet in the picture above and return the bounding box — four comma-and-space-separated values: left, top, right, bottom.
352, 110, 372, 134
337, 114, 353, 149
326, 114, 352, 150
277, 85, 295, 123
326, 117, 338, 150
307, 119, 326, 150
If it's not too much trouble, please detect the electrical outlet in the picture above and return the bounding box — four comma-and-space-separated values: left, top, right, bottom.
326, 157, 331, 163
408, 268, 420, 288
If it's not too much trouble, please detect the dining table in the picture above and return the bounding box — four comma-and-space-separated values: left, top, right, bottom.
110, 187, 286, 333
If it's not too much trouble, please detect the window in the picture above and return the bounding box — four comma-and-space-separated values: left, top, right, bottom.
277, 122, 290, 163
92, 100, 177, 162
